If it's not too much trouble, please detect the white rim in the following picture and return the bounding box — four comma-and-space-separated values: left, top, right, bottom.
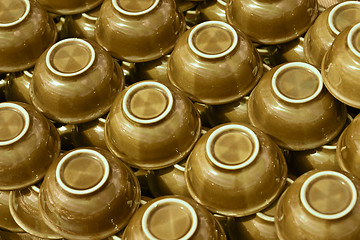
174, 163, 185, 172
24, 70, 33, 78
300, 171, 357, 220
112, 0, 160, 16
55, 149, 110, 195
46, 38, 96, 77
206, 124, 260, 170
217, 0, 227, 6
30, 185, 40, 194
81, 12, 98, 21
263, 63, 271, 71
328, 1, 360, 35
272, 62, 323, 104
188, 21, 238, 59
142, 198, 198, 240
122, 81, 174, 124
0, 0, 30, 27
0, 103, 30, 146
347, 22, 360, 58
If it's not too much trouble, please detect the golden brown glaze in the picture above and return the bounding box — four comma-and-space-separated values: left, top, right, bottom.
36, 0, 103, 15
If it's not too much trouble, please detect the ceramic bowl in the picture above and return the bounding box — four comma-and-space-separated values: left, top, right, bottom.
4, 69, 33, 104
275, 36, 306, 63
322, 22, 360, 108
36, 0, 103, 15
275, 170, 360, 240
199, 0, 227, 22
0, 0, 57, 73
134, 55, 170, 84
105, 80, 202, 170
226, 0, 318, 45
168, 20, 263, 105
185, 123, 288, 217
65, 5, 101, 41
248, 62, 347, 151
318, 0, 353, 11
39, 147, 141, 240
9, 185, 62, 239
95, 0, 186, 62
228, 178, 293, 240
336, 113, 360, 180
304, 1, 360, 68
30, 38, 125, 124
72, 117, 107, 150
121, 195, 227, 240
0, 102, 61, 190
146, 159, 191, 198
0, 190, 23, 232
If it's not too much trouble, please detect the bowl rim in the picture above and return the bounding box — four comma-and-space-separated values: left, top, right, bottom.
112, 0, 160, 16
0, 0, 30, 27
328, 1, 360, 35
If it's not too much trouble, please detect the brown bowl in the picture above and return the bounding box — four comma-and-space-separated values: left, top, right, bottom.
168, 20, 263, 105
185, 123, 288, 217
0, 102, 61, 190
0, 0, 57, 73
322, 22, 360, 108
226, 0, 318, 45
275, 170, 360, 240
30, 38, 125, 124
95, 0, 186, 62
304, 1, 360, 68
275, 36, 306, 63
36, 0, 103, 15
9, 185, 62, 239
4, 70, 33, 104
105, 80, 202, 170
318, 0, 354, 11
0, 190, 23, 232
199, 0, 227, 22
72, 117, 107, 150
134, 55, 171, 84
121, 195, 227, 240
248, 62, 347, 151
39, 147, 141, 240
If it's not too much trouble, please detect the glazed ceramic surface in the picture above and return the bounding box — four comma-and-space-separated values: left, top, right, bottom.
185, 123, 288, 217
5, 70, 33, 104
0, 102, 61, 190
0, 0, 57, 73
304, 1, 360, 68
318, 0, 354, 11
0, 190, 23, 232
9, 186, 62, 239
275, 170, 360, 240
122, 195, 227, 240
276, 37, 306, 63
227, 0, 318, 45
199, 0, 227, 22
248, 62, 347, 151
134, 55, 170, 84
322, 22, 360, 108
72, 117, 107, 150
36, 0, 103, 15
168, 21, 263, 105
95, 0, 186, 62
30, 38, 125, 124
39, 148, 141, 240
105, 80, 202, 170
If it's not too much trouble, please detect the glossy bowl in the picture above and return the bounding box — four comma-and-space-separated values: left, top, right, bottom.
105, 80, 202, 170
134, 55, 170, 84
275, 170, 360, 240
95, 0, 186, 62
322, 22, 360, 108
185, 123, 288, 217
36, 0, 103, 15
0, 190, 23, 232
248, 62, 347, 151
168, 20, 263, 105
318, 0, 354, 11
0, 0, 57, 73
72, 116, 107, 150
122, 195, 227, 240
4, 69, 33, 104
226, 0, 318, 45
304, 1, 360, 68
30, 38, 125, 124
199, 0, 227, 22
337, 113, 360, 180
0, 102, 61, 190
275, 36, 306, 63
9, 185, 62, 239
65, 5, 101, 41
39, 147, 141, 240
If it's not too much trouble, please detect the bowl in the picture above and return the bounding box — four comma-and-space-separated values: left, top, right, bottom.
121, 195, 227, 240
248, 62, 347, 151
275, 170, 360, 240
36, 0, 103, 15
4, 69, 33, 104
105, 80, 202, 170
72, 116, 107, 150
185, 123, 288, 217
0, 0, 57, 73
199, 0, 227, 22
226, 0, 318, 44
0, 102, 61, 190
30, 38, 125, 124
168, 20, 263, 105
322, 22, 360, 108
95, 0, 186, 62
39, 147, 141, 240
0, 190, 23, 232
304, 1, 360, 68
